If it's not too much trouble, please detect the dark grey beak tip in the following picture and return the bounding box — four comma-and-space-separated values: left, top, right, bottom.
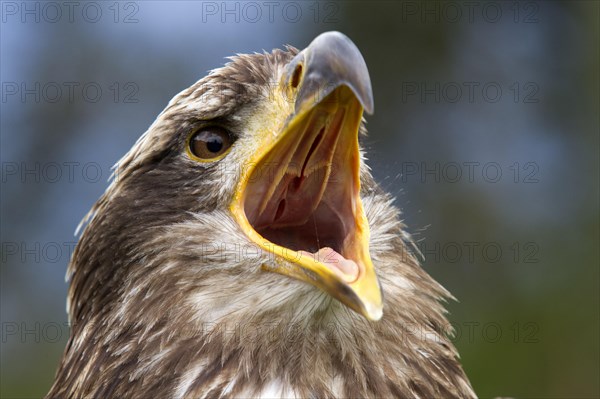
291, 31, 375, 115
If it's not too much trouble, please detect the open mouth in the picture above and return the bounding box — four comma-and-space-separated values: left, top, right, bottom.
229, 31, 382, 320
230, 87, 382, 320
243, 93, 360, 282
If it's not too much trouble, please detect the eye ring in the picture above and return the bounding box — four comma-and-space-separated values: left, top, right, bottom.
186, 126, 233, 162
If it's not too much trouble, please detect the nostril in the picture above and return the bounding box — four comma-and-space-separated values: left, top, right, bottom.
290, 64, 302, 89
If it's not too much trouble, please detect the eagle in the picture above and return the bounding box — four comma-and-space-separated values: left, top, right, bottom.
47, 32, 476, 398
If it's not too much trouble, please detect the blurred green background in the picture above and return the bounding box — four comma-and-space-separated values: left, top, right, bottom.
1, 1, 598, 398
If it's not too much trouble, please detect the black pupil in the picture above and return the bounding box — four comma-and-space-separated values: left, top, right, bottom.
205, 134, 223, 153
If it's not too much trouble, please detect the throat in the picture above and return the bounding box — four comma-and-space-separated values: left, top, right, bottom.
257, 200, 346, 254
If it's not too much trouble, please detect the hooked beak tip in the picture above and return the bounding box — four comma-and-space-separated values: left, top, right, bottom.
287, 31, 374, 115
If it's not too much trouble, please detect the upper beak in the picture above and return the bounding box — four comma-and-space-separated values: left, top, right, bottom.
287, 31, 374, 116
230, 31, 382, 321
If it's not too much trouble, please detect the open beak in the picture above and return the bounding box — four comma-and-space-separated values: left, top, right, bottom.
230, 32, 382, 321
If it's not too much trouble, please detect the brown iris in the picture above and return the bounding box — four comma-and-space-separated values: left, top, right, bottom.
188, 127, 232, 161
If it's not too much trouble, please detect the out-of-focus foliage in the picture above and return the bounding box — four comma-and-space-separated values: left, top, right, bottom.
1, 2, 598, 398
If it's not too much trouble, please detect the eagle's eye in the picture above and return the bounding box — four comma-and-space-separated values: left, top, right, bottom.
187, 126, 233, 162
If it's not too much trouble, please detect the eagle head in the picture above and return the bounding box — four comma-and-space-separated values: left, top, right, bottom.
48, 32, 476, 398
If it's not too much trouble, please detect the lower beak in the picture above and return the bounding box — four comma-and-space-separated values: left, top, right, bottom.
230, 32, 382, 321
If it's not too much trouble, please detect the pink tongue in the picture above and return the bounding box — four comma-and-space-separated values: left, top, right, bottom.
299, 247, 359, 283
